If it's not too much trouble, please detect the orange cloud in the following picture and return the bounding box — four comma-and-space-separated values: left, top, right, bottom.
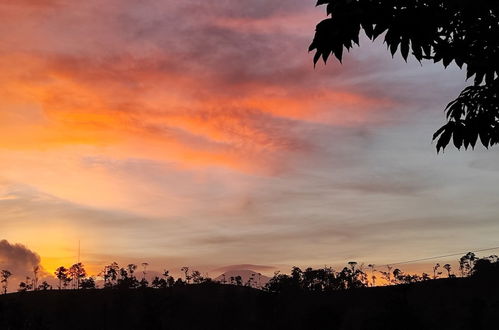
0, 50, 392, 173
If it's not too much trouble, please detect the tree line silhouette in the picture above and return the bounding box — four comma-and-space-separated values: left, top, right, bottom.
0, 252, 497, 294
265, 252, 497, 293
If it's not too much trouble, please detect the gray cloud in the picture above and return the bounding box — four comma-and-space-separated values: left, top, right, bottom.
0, 239, 41, 278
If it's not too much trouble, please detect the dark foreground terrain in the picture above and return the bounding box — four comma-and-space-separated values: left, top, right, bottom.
1, 276, 498, 330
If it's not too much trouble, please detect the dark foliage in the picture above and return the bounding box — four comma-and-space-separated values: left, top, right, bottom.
310, 0, 499, 151
79, 278, 96, 290
265, 264, 367, 293
265, 254, 499, 293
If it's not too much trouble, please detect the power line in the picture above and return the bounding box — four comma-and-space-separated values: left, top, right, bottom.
381, 245, 499, 268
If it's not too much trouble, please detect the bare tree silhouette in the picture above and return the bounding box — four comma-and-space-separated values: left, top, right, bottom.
32, 266, 39, 291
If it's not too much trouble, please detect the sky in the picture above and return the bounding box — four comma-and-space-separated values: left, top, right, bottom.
1, 0, 499, 283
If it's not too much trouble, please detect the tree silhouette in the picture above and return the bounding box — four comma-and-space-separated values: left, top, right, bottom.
306, 267, 338, 291
265, 269, 303, 293
443, 264, 453, 278
152, 269, 175, 289
139, 276, 149, 288
32, 266, 40, 291
63, 275, 71, 289
459, 252, 477, 277
151, 276, 164, 289
68, 263, 86, 290
37, 281, 51, 291
432, 263, 442, 279
190, 270, 203, 284
100, 262, 119, 288
18, 277, 33, 292
109, 262, 119, 287
164, 270, 175, 287
141, 262, 149, 280
310, 0, 499, 151
392, 268, 403, 283
392, 268, 418, 284
54, 266, 68, 290
127, 264, 137, 276
337, 263, 367, 289
174, 278, 185, 287
17, 281, 28, 292
100, 265, 110, 287
266, 264, 370, 293
80, 277, 96, 290
472, 255, 499, 278
367, 264, 376, 287
379, 265, 393, 284
117, 264, 140, 289
1, 270, 12, 294
181, 267, 191, 284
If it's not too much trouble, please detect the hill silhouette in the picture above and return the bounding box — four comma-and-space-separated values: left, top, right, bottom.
1, 276, 498, 330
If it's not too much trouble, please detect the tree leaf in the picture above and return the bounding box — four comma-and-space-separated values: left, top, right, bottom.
436, 123, 453, 153
401, 38, 410, 61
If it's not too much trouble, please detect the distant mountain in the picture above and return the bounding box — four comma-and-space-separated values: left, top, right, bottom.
214, 269, 271, 288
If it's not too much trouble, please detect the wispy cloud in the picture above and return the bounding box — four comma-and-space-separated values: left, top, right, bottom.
0, 0, 398, 173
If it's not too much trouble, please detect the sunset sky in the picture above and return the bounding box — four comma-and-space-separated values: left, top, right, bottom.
1, 0, 499, 280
